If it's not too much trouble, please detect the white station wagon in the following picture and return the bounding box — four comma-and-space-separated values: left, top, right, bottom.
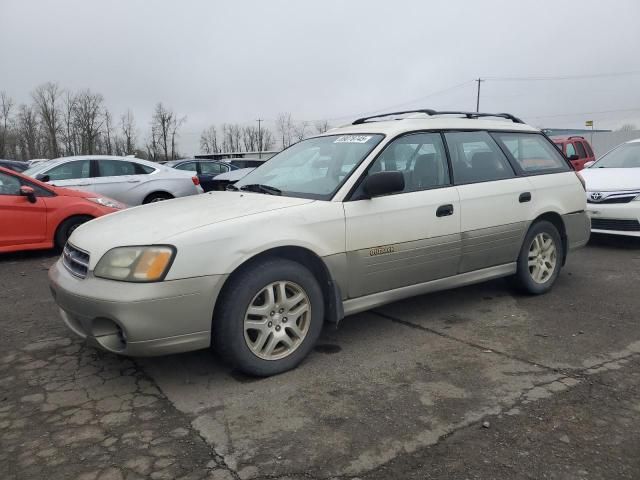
49, 110, 590, 376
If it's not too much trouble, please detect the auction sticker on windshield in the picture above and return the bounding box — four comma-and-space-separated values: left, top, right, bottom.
334, 135, 373, 143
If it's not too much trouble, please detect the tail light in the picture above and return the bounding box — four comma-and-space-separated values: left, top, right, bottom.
575, 171, 586, 191
192, 176, 200, 186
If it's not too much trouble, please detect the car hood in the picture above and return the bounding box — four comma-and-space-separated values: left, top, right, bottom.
52, 185, 94, 198
580, 168, 640, 191
70, 192, 315, 261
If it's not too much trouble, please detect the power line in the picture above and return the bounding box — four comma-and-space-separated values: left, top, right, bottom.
526, 106, 640, 120
484, 70, 640, 82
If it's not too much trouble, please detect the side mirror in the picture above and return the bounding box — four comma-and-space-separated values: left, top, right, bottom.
20, 185, 37, 203
567, 154, 579, 161
583, 160, 595, 168
36, 173, 50, 182
362, 171, 405, 198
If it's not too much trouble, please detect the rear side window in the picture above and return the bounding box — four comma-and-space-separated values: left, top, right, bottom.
200, 162, 226, 174
492, 133, 570, 173
444, 131, 514, 184
574, 141, 586, 158
583, 141, 594, 157
175, 162, 198, 172
99, 160, 153, 176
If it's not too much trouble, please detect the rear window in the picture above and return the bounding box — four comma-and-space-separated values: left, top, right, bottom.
492, 133, 570, 173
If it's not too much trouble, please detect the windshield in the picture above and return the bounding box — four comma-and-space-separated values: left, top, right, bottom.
593, 142, 640, 168
234, 134, 383, 199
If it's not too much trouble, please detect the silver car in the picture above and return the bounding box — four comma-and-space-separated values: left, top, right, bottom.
24, 155, 203, 205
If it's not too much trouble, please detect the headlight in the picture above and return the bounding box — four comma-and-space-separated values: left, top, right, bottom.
94, 246, 176, 282
87, 197, 126, 209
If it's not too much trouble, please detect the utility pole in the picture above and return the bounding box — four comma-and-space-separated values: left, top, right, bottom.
475, 78, 484, 112
256, 118, 263, 158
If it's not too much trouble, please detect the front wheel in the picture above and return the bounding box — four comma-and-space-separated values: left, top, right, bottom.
514, 220, 563, 295
54, 215, 93, 250
213, 258, 324, 376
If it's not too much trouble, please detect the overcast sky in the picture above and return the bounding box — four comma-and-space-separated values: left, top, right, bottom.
2, 0, 640, 154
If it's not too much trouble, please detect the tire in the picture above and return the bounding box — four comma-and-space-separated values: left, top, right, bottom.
514, 220, 563, 295
213, 258, 325, 376
143, 192, 173, 204
54, 215, 93, 250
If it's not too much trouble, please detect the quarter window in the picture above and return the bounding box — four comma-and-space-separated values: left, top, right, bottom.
46, 160, 92, 181
363, 132, 450, 194
444, 131, 514, 184
492, 132, 570, 173
0, 171, 21, 195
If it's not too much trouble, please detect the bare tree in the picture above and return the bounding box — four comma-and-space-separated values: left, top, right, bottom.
120, 109, 137, 155
222, 124, 242, 152
60, 91, 77, 156
261, 129, 275, 151
103, 109, 114, 155
276, 112, 294, 149
73, 89, 104, 154
242, 125, 259, 152
151, 102, 181, 160
170, 115, 186, 160
0, 91, 15, 158
32, 82, 62, 158
16, 104, 41, 160
200, 125, 219, 154
618, 123, 637, 132
293, 120, 310, 142
314, 120, 330, 134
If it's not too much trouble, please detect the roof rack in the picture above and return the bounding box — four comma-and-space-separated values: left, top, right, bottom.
352, 109, 524, 125
568, 135, 585, 140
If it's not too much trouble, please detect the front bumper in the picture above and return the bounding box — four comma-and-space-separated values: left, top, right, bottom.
586, 202, 640, 238
49, 258, 227, 356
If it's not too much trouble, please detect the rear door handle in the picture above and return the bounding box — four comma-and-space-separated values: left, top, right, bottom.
519, 192, 532, 203
127, 180, 141, 183
436, 204, 454, 217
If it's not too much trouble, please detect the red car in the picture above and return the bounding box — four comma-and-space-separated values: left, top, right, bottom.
0, 166, 124, 253
552, 136, 595, 171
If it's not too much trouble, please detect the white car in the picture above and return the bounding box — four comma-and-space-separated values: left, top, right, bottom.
24, 155, 203, 205
580, 139, 640, 237
49, 110, 590, 376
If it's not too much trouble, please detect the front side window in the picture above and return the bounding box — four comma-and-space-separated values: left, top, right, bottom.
46, 160, 92, 181
565, 142, 577, 157
175, 162, 198, 172
200, 162, 226, 174
234, 134, 384, 200
593, 142, 640, 168
0, 171, 21, 195
360, 132, 450, 194
444, 131, 514, 184
574, 141, 587, 158
492, 132, 570, 173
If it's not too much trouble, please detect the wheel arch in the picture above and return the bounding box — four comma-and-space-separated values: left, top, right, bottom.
213, 246, 344, 330
52, 213, 94, 248
530, 211, 568, 265
143, 191, 174, 203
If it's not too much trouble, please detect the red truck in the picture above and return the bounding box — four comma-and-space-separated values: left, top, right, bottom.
552, 136, 595, 171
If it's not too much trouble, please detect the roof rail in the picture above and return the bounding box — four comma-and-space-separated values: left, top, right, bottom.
352, 109, 524, 125
568, 135, 585, 140
352, 109, 437, 125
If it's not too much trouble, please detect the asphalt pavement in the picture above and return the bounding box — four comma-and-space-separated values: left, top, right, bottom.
1, 234, 639, 480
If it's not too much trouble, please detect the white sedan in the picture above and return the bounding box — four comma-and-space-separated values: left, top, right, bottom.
24, 155, 203, 205
581, 139, 640, 237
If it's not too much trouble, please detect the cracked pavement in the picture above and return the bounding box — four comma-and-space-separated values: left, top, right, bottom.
1, 234, 639, 479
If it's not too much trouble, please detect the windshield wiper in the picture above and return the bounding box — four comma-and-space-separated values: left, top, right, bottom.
226, 184, 240, 191
239, 184, 282, 195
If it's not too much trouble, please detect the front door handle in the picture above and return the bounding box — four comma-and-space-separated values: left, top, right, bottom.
436, 204, 454, 217
519, 192, 532, 203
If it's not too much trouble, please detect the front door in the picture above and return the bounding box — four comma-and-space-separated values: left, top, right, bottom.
43, 159, 95, 192
0, 171, 47, 247
344, 132, 461, 298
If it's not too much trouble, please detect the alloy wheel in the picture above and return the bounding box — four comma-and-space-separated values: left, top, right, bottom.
528, 232, 557, 284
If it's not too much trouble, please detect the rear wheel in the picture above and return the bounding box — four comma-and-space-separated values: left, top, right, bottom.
54, 215, 93, 249
143, 192, 173, 204
514, 220, 563, 294
213, 258, 324, 376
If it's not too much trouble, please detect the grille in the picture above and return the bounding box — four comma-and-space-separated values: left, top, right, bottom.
587, 191, 639, 204
62, 243, 90, 278
591, 219, 640, 232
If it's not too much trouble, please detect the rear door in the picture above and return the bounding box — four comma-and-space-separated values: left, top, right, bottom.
0, 170, 47, 247
199, 162, 229, 192
93, 159, 154, 203
445, 131, 533, 273
344, 132, 461, 298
